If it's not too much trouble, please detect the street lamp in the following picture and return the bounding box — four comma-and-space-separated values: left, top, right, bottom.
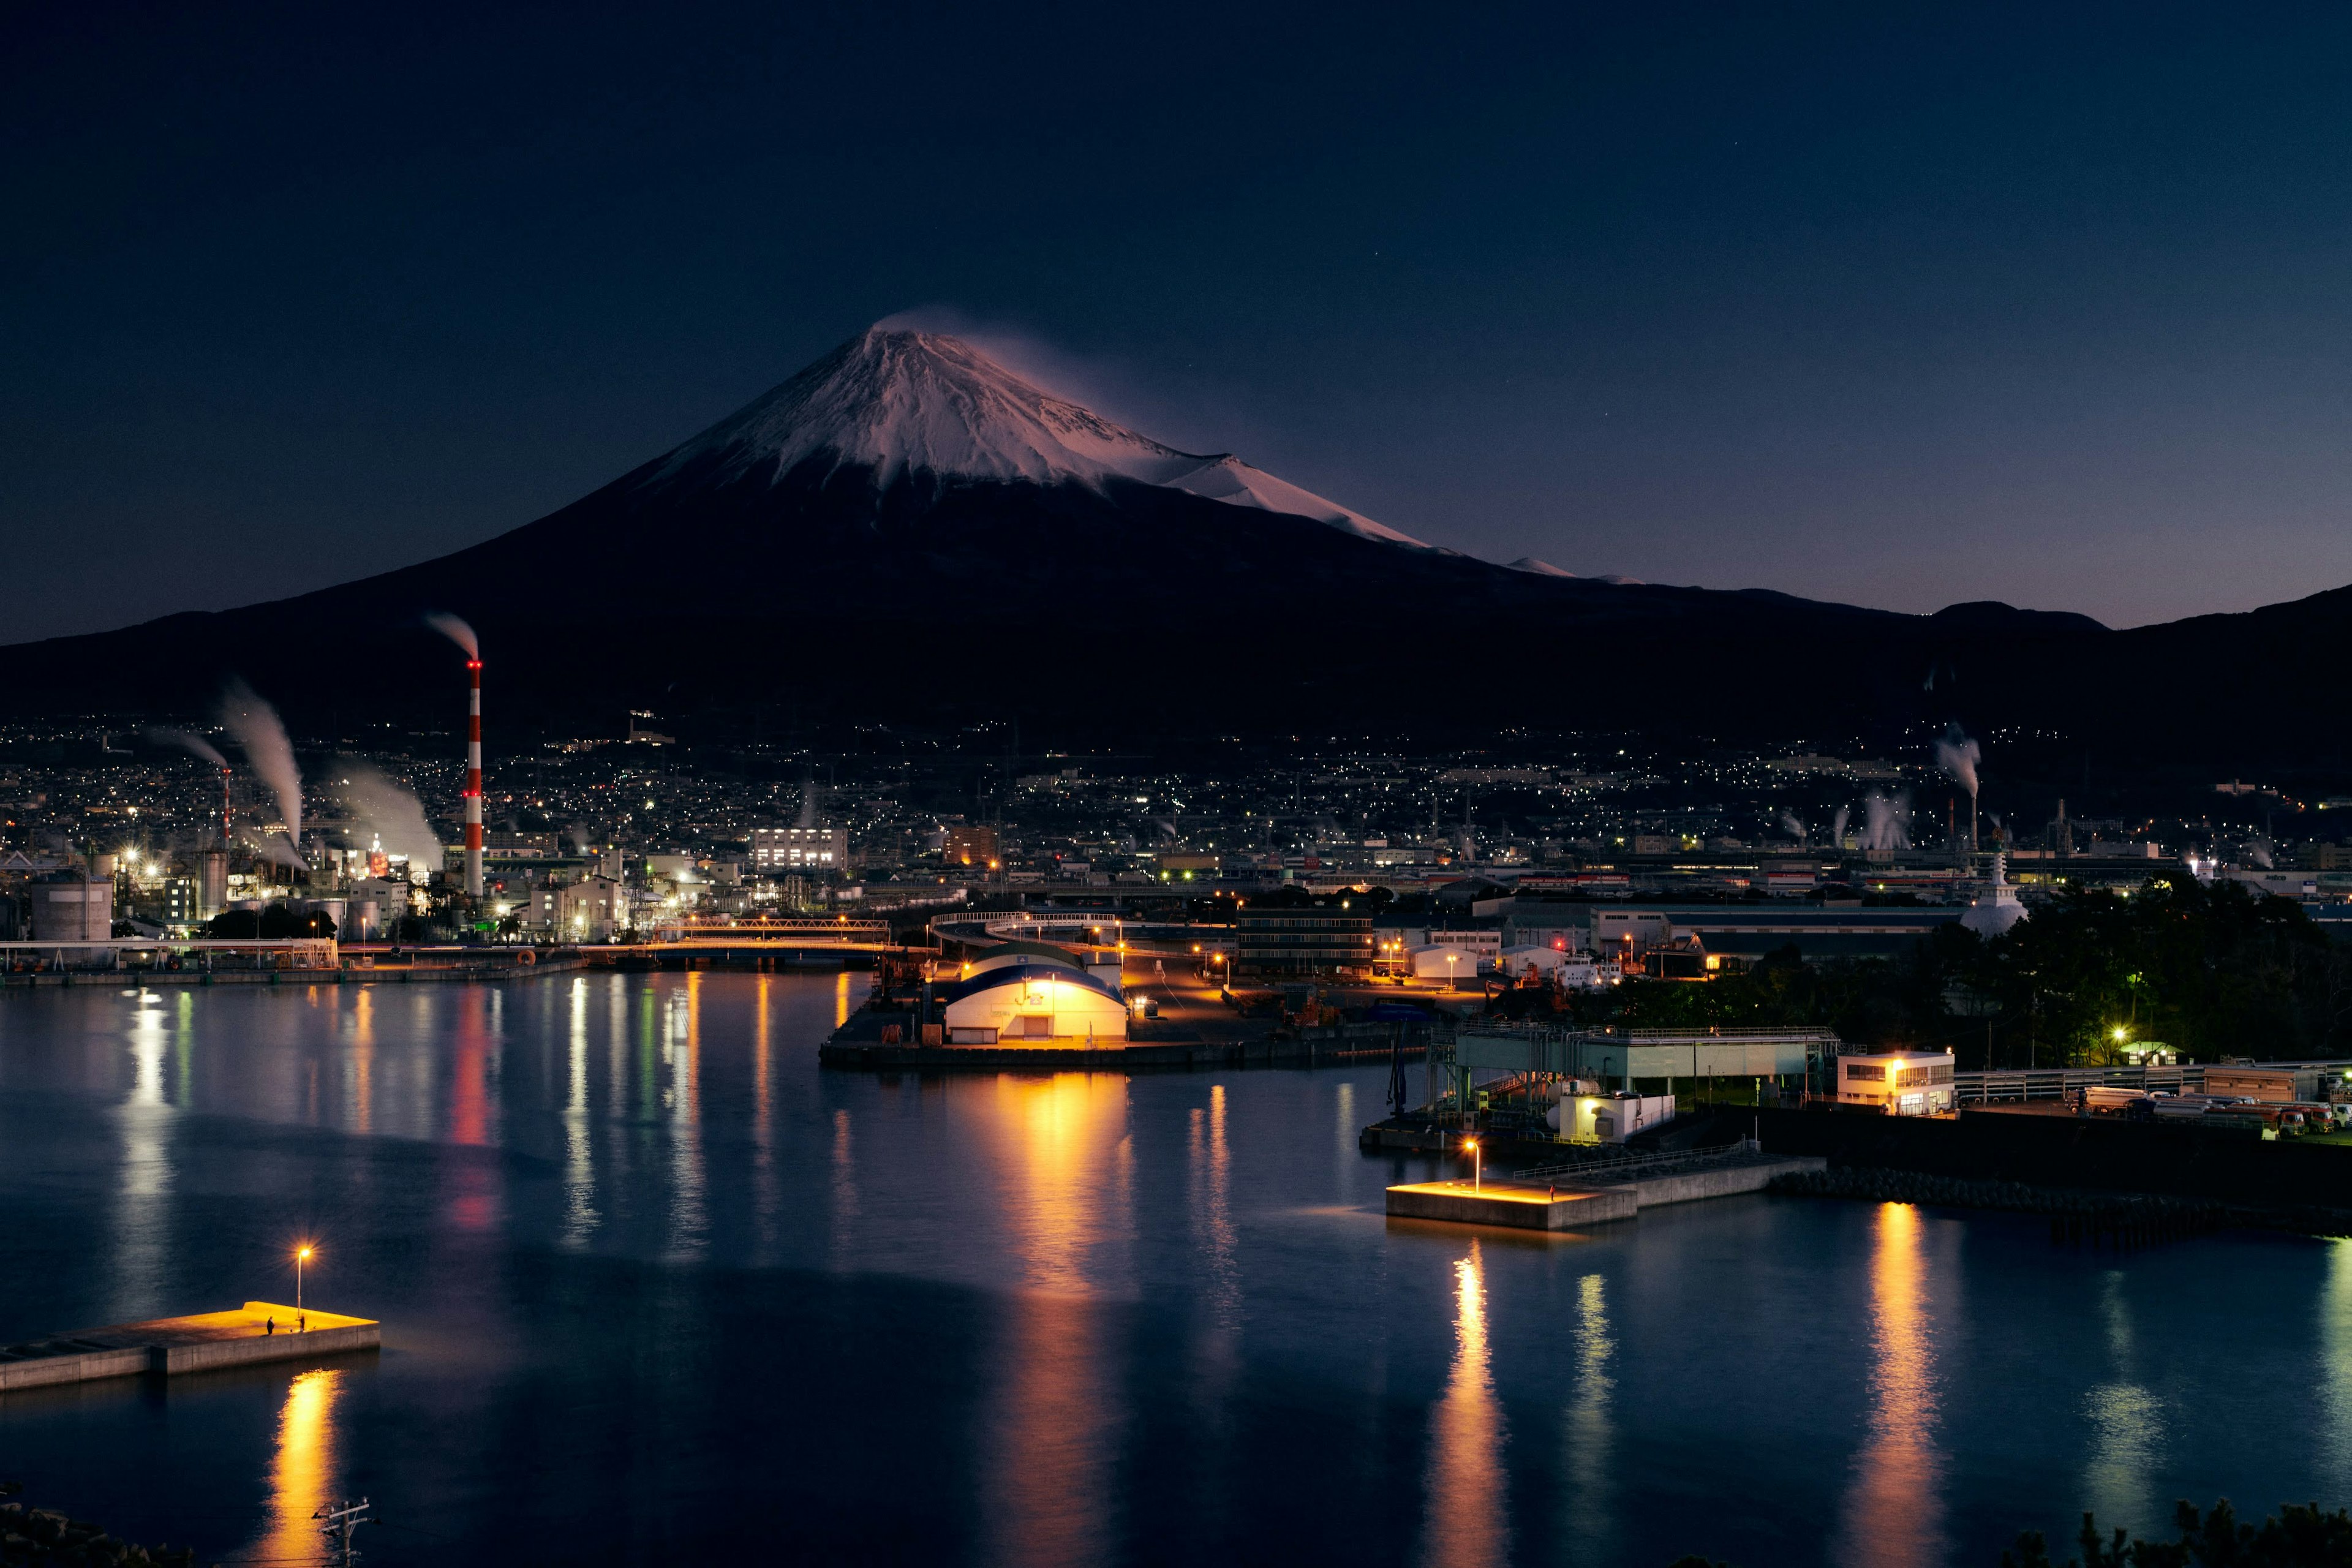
1463, 1136, 1481, 1191
296, 1245, 312, 1313
1446, 951, 1459, 991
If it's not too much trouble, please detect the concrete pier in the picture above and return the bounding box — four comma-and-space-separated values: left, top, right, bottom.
1385, 1153, 1826, 1232
0, 1302, 379, 1392
1386, 1180, 1638, 1230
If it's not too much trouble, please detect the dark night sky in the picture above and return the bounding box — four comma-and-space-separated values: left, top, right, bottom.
8, 2, 2352, 641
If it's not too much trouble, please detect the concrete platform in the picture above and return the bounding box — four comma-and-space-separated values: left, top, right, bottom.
1385, 1153, 1826, 1231
0, 1302, 379, 1392
1385, 1180, 1638, 1230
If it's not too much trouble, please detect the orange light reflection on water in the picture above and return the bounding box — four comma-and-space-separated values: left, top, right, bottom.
1421, 1238, 1511, 1568
247, 1368, 343, 1567
1839, 1202, 1946, 1568
981, 1072, 1131, 1568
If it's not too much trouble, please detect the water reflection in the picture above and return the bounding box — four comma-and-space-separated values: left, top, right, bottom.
1335, 1081, 1355, 1201
988, 1073, 1134, 1294
346, 987, 374, 1134
560, 977, 598, 1249
1839, 1204, 1945, 1568
2083, 1270, 2163, 1534
1188, 1086, 1239, 1330
110, 1000, 173, 1321
980, 1074, 1133, 1567
1422, 1239, 1511, 1568
665, 973, 706, 1261
829, 1107, 858, 1270
2323, 1240, 2352, 1499
246, 1368, 344, 1567
752, 976, 778, 1257
1561, 1271, 1615, 1561
444, 992, 498, 1232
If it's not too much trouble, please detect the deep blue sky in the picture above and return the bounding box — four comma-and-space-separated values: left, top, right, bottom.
8, 1, 2352, 641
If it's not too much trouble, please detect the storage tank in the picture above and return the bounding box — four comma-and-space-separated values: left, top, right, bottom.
31, 873, 113, 941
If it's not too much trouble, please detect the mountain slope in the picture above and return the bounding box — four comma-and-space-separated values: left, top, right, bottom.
0, 325, 2341, 764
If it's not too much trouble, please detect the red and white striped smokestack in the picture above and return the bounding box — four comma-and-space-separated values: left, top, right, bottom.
465, 657, 484, 899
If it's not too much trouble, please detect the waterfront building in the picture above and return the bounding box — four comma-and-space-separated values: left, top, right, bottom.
940, 959, 1128, 1043
1236, 903, 1374, 977
1835, 1049, 1956, 1115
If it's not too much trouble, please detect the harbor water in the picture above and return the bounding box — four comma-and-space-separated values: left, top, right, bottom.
2, 973, 2350, 1566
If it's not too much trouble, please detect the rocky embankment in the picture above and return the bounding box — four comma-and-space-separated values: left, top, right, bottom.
0, 1484, 200, 1566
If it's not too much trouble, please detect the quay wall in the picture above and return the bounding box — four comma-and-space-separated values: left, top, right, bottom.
160, 1323, 380, 1375
1755, 1106, 2352, 1210
1627, 1155, 1826, 1207
0, 1346, 149, 1392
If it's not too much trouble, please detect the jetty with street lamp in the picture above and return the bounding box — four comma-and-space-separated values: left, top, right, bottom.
0, 1302, 380, 1392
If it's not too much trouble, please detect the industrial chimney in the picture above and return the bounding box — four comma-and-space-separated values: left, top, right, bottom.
465, 655, 484, 899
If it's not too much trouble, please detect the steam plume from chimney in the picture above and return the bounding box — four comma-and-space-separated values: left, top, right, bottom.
151, 728, 227, 769
425, 612, 480, 660
1861, 793, 1912, 851
218, 679, 304, 868
333, 763, 443, 867
1935, 724, 1981, 799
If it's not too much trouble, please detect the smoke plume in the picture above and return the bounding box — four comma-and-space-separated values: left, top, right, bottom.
1934, 723, 1982, 799
425, 612, 480, 661
249, 834, 306, 870
151, 728, 228, 769
218, 679, 304, 867
1861, 793, 1912, 851
1778, 810, 1805, 843
332, 763, 443, 867
1832, 805, 1851, 845
2249, 841, 2275, 870
797, 778, 820, 830
571, 823, 596, 855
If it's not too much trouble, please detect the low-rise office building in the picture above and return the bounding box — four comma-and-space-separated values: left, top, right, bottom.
1836, 1049, 1956, 1115
1237, 903, 1376, 977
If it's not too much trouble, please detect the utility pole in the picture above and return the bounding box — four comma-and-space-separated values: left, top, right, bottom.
314, 1498, 371, 1567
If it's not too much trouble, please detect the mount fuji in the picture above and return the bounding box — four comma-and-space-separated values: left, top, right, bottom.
1, 323, 2343, 761
642, 327, 1434, 549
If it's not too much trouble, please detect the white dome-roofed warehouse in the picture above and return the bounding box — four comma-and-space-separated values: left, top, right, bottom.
941, 958, 1129, 1045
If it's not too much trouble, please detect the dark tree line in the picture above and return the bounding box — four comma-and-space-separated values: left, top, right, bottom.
1498, 878, 2352, 1068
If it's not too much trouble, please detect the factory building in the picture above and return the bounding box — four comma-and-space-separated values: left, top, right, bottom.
557, 876, 628, 941
751, 826, 848, 871
30, 873, 113, 941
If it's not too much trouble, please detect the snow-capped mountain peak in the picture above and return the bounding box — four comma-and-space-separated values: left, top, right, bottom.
646, 326, 1430, 548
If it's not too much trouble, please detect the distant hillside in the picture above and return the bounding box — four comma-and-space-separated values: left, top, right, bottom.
0, 327, 2341, 768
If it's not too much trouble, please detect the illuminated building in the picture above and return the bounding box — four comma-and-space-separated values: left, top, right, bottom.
752, 826, 847, 870
1235, 903, 1374, 977
1836, 1050, 1956, 1115
940, 959, 1128, 1043
944, 825, 998, 868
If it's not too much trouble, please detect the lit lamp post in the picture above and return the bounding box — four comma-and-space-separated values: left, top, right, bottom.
1446, 951, 1459, 992
1463, 1136, 1481, 1191
296, 1245, 312, 1313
